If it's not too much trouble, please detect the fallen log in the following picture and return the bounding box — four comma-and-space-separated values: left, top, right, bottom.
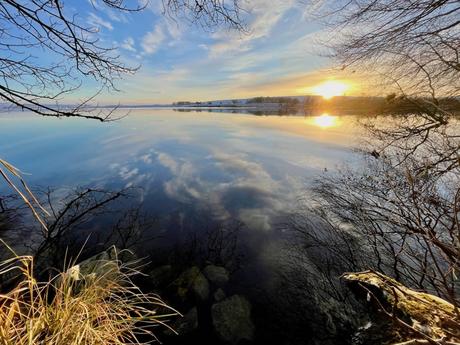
342, 271, 460, 345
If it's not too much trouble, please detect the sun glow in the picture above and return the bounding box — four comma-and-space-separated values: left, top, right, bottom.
312, 113, 338, 129
312, 81, 349, 99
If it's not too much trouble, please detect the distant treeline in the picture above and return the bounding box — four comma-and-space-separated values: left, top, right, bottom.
307, 95, 460, 114
247, 97, 300, 106
173, 95, 460, 115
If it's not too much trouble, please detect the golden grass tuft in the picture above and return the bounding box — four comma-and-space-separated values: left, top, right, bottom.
0, 158, 49, 233
0, 247, 178, 344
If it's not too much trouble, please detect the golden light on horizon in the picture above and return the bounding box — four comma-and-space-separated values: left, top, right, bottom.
312, 80, 349, 99
311, 113, 338, 128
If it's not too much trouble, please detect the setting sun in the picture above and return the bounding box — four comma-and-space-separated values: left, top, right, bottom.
313, 81, 349, 99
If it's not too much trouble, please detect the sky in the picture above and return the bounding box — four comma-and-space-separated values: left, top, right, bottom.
66, 0, 366, 104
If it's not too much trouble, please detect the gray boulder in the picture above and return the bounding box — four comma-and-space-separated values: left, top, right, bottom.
63, 246, 135, 291
212, 295, 255, 344
74, 246, 123, 282
203, 265, 229, 287
167, 307, 199, 336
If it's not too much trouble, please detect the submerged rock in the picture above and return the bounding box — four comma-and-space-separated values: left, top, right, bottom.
148, 265, 173, 289
192, 271, 210, 301
213, 288, 226, 302
171, 266, 201, 300
171, 266, 210, 301
212, 294, 255, 344
167, 307, 199, 336
203, 265, 229, 287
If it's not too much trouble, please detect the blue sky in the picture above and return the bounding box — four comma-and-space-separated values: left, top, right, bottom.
67, 0, 360, 104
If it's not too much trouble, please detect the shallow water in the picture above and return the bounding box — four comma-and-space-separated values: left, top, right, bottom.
0, 108, 362, 344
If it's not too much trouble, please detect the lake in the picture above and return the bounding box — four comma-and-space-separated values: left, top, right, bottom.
0, 108, 358, 201
0, 108, 362, 345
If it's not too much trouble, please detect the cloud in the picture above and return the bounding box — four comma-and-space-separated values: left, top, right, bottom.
163, 19, 182, 40
151, 148, 288, 230
155, 67, 191, 83
121, 37, 136, 52
211, 152, 271, 179
208, 0, 296, 58
119, 166, 139, 180
140, 153, 153, 164
145, 1, 183, 39
89, 0, 130, 22
156, 152, 203, 202
141, 25, 166, 55
84, 0, 353, 104
106, 9, 129, 23
157, 152, 179, 173
87, 12, 113, 31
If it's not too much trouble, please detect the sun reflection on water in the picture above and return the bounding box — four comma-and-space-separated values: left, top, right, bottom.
310, 113, 339, 129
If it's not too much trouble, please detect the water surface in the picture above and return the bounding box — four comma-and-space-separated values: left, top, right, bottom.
0, 108, 361, 344
1, 109, 358, 218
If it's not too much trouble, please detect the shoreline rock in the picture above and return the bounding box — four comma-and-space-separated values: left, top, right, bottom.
212, 294, 255, 344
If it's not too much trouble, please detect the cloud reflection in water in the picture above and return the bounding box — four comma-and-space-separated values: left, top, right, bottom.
0, 109, 359, 233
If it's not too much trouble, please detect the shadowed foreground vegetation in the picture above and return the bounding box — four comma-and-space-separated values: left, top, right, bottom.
0, 243, 178, 344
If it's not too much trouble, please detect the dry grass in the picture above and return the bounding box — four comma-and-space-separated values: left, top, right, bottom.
0, 158, 49, 233
0, 244, 178, 344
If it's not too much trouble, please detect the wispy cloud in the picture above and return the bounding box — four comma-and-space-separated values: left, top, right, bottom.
69, 0, 352, 103
106, 9, 129, 23
119, 166, 139, 180
120, 37, 136, 52
208, 0, 296, 58
87, 12, 113, 31
88, 0, 130, 22
141, 25, 166, 55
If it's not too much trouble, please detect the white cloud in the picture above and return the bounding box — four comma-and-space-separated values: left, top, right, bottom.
154, 67, 190, 82
87, 12, 114, 31
157, 152, 179, 173
106, 9, 129, 23
164, 19, 182, 40
146, 0, 163, 15
141, 25, 166, 55
140, 11, 183, 52
212, 152, 271, 179
121, 37, 136, 52
152, 148, 288, 229
87, 0, 104, 11
140, 153, 153, 164
156, 153, 203, 202
208, 0, 296, 58
89, 0, 130, 22
119, 166, 139, 180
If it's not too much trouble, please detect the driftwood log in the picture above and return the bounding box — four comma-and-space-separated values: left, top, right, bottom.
342, 271, 460, 345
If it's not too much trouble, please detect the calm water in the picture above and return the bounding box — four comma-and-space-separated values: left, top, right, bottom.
0, 109, 358, 242
1, 109, 357, 203
0, 109, 361, 344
